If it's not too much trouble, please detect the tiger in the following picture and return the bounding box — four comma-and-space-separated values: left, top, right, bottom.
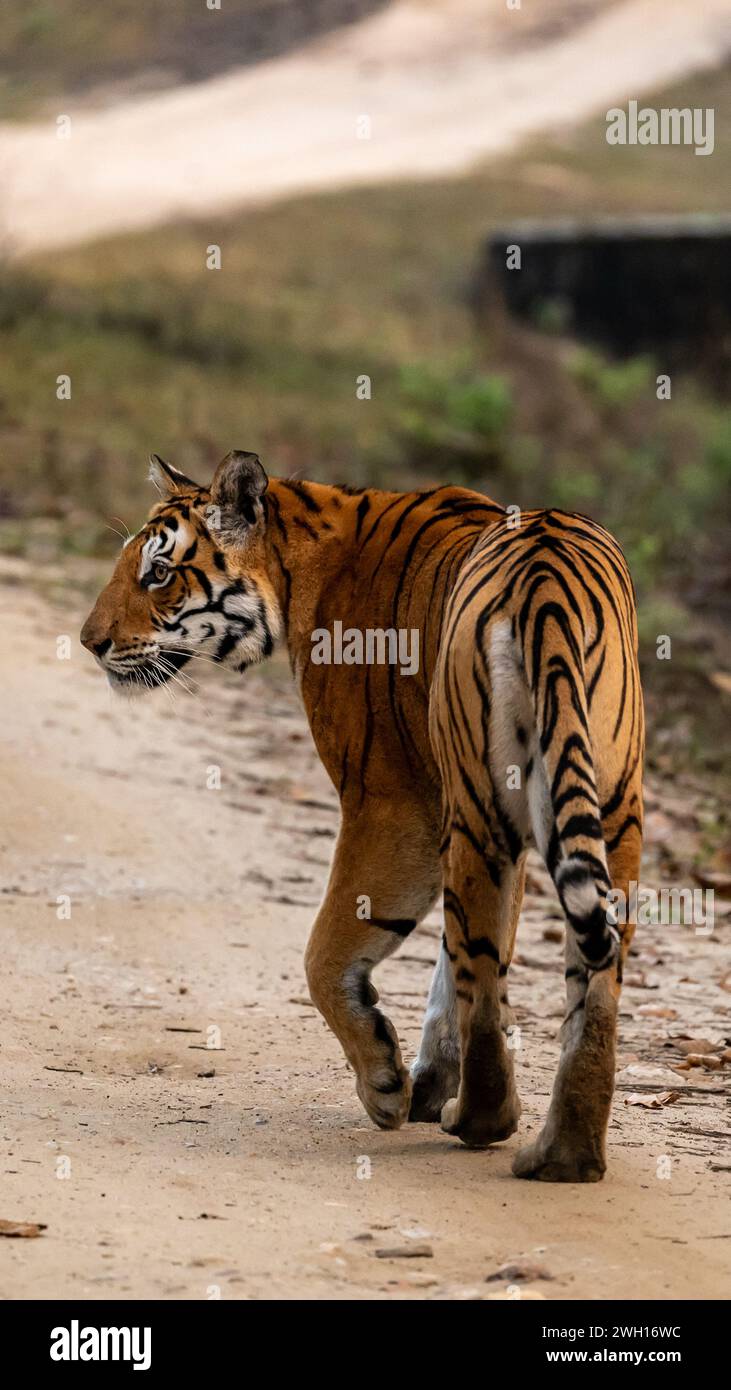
81, 449, 644, 1182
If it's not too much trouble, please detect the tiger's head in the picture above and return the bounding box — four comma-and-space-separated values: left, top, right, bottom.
80, 450, 281, 694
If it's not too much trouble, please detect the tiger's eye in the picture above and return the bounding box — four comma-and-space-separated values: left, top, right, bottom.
153, 561, 169, 582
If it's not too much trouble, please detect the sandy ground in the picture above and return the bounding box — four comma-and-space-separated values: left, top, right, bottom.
1, 0, 730, 255
0, 555, 729, 1301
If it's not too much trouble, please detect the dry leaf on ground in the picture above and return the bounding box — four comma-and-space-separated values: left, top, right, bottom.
0, 1219, 46, 1238
375, 1244, 433, 1259
693, 869, 731, 896
674, 1038, 721, 1056
624, 1091, 680, 1109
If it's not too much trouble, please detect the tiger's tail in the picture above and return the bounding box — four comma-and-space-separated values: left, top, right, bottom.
522, 601, 618, 972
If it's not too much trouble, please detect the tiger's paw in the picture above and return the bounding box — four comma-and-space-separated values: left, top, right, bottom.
512, 1133, 606, 1183
440, 1093, 520, 1149
357, 1070, 412, 1131
408, 1057, 460, 1123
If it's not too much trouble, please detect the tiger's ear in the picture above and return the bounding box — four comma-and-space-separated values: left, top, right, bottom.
209, 450, 268, 531
148, 454, 202, 497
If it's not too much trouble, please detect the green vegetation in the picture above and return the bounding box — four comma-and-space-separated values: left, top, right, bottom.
2, 66, 729, 560
0, 65, 729, 781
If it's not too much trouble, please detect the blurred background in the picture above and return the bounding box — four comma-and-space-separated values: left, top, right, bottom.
0, 0, 729, 801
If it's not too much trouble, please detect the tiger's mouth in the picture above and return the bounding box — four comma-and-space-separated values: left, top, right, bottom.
107, 649, 192, 692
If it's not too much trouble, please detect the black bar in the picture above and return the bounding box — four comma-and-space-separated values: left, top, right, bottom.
0, 1298, 720, 1375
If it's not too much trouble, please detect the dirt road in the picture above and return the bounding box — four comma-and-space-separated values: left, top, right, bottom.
1, 0, 730, 256
0, 556, 729, 1300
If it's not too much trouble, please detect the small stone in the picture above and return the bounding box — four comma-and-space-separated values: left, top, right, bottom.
485, 1259, 553, 1283
486, 1289, 547, 1301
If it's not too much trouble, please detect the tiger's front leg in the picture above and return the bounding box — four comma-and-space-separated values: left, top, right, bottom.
304, 800, 440, 1130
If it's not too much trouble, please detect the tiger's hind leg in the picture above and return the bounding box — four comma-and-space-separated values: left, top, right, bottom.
304, 799, 440, 1131
513, 834, 642, 1182
437, 838, 524, 1148
409, 937, 460, 1122
410, 856, 523, 1122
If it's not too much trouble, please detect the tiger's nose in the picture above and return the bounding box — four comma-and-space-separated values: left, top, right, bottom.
80, 625, 112, 660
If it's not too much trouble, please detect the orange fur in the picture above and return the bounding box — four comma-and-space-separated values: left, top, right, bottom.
82, 453, 644, 1179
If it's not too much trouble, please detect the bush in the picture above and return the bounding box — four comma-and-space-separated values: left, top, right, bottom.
397, 363, 512, 478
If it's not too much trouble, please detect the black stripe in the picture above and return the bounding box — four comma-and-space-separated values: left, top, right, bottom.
370, 917, 416, 938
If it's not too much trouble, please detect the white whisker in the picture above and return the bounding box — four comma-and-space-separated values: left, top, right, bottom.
160, 647, 221, 668
152, 657, 212, 717
145, 662, 176, 708
155, 656, 199, 696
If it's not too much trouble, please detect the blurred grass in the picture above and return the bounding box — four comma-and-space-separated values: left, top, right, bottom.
0, 0, 388, 118
0, 64, 729, 780
1, 65, 729, 537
